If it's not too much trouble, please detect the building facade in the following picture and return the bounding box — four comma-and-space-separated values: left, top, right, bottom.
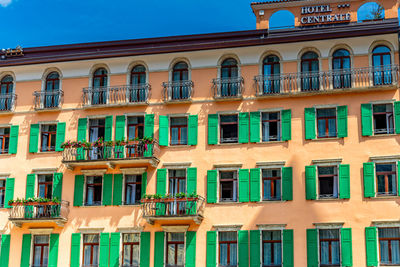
0, 0, 399, 266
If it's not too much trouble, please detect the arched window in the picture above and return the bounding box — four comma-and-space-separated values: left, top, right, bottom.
44, 72, 60, 108
171, 62, 189, 100
269, 10, 295, 29
372, 45, 392, 85
131, 65, 146, 85
130, 65, 147, 103
301, 52, 319, 91
172, 62, 189, 82
219, 58, 239, 97
91, 68, 108, 105
0, 75, 14, 110
93, 68, 108, 88
357, 2, 384, 22
332, 49, 351, 89
263, 55, 280, 94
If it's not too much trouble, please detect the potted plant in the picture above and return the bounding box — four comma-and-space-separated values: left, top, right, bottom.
141, 195, 152, 203
153, 194, 163, 202
187, 192, 199, 201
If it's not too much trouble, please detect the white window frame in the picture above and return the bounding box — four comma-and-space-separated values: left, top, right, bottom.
122, 173, 143, 206
315, 226, 342, 267
164, 231, 186, 267
260, 229, 284, 266
216, 230, 239, 267
120, 232, 141, 267
81, 232, 101, 266
30, 234, 51, 267
261, 167, 283, 201
217, 168, 239, 203
169, 114, 189, 146
83, 174, 104, 207
374, 161, 398, 197
314, 106, 338, 139
316, 164, 340, 200
217, 112, 239, 145
371, 102, 395, 136
37, 121, 58, 153
260, 110, 282, 142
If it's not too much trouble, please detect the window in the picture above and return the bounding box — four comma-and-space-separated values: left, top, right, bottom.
0, 180, 5, 208
220, 114, 238, 144
262, 55, 280, 94
376, 163, 397, 196
0, 127, 10, 154
125, 175, 142, 205
83, 234, 100, 267
130, 65, 147, 102
262, 112, 281, 142
32, 235, 49, 267
170, 117, 188, 145
332, 49, 351, 89
319, 229, 340, 266
219, 171, 238, 202
122, 233, 140, 267
37, 174, 53, 199
262, 169, 281, 201
318, 166, 338, 199
85, 176, 102, 206
91, 68, 108, 105
373, 104, 394, 135
301, 52, 319, 91
219, 231, 237, 267
378, 228, 400, 265
0, 75, 13, 110
44, 72, 60, 108
172, 62, 189, 100
220, 58, 239, 97
166, 232, 185, 267
168, 169, 186, 215
262, 230, 282, 267
317, 108, 337, 138
126, 116, 144, 157
372, 46, 392, 86
40, 124, 57, 152
89, 119, 105, 160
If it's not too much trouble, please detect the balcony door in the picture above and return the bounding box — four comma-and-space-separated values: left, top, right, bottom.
0, 75, 13, 111
168, 169, 186, 215
172, 62, 189, 100
92, 68, 108, 105
262, 55, 280, 94
220, 58, 239, 97
36, 174, 54, 218
332, 49, 351, 89
89, 119, 105, 159
372, 45, 392, 85
44, 72, 60, 108
130, 65, 147, 102
126, 116, 144, 157
301, 52, 319, 91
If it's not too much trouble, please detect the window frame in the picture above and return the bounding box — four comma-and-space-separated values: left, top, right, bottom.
219, 113, 239, 144
169, 116, 189, 146
218, 169, 239, 203
165, 232, 186, 267
318, 228, 341, 267
261, 111, 282, 142
123, 174, 142, 206
261, 167, 282, 201
0, 127, 10, 154
32, 234, 50, 267
315, 107, 338, 139
218, 231, 238, 267
84, 175, 103, 206
82, 233, 100, 267
39, 123, 57, 152
317, 165, 339, 200
36, 173, 54, 199
122, 233, 140, 267
261, 230, 283, 267
375, 162, 398, 197
372, 103, 395, 135
378, 227, 400, 266
126, 115, 145, 157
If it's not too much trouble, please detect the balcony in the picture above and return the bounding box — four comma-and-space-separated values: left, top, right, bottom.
82, 84, 150, 107
62, 141, 160, 169
254, 65, 400, 97
33, 90, 64, 110
8, 200, 69, 227
0, 93, 16, 112
162, 80, 194, 103
141, 196, 205, 224
212, 77, 244, 100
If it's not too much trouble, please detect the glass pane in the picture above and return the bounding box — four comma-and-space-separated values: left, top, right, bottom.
220, 232, 237, 241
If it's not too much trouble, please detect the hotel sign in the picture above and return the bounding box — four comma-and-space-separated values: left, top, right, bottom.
300, 4, 351, 25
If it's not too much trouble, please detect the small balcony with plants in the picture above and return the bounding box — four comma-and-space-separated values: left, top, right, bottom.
61, 137, 160, 169
8, 197, 69, 227
141, 192, 205, 224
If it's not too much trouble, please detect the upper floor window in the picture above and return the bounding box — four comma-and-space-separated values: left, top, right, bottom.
91, 68, 108, 105
317, 108, 337, 138
0, 127, 10, 154
318, 166, 338, 199
301, 52, 319, 91
33, 235, 50, 267
125, 174, 142, 205
168, 169, 186, 215
83, 234, 100, 267
37, 174, 53, 199
44, 72, 61, 108
123, 233, 140, 266
332, 49, 351, 89
85, 176, 102, 206
220, 114, 238, 144
172, 62, 188, 82
0, 180, 5, 208
93, 68, 108, 88
131, 65, 146, 85
262, 230, 282, 266
319, 229, 340, 266
379, 227, 400, 265
376, 163, 397, 196
219, 231, 237, 267
40, 124, 57, 152
0, 75, 14, 111
130, 65, 147, 103
372, 45, 392, 86
219, 170, 238, 202
220, 58, 239, 97
170, 117, 188, 145
262, 111, 281, 142
373, 103, 394, 135
171, 62, 190, 100
262, 55, 280, 94
262, 168, 281, 201
166, 232, 185, 267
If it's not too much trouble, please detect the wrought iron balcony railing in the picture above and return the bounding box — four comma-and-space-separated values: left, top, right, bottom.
162, 80, 194, 102
141, 196, 205, 224
33, 90, 64, 110
8, 201, 69, 227
0, 93, 16, 112
212, 77, 244, 99
82, 84, 150, 106
254, 65, 400, 96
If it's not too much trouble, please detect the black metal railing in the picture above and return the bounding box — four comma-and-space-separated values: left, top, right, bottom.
162, 80, 194, 102
212, 77, 244, 99
82, 84, 150, 106
8, 201, 69, 221
0, 93, 16, 111
33, 90, 64, 109
141, 196, 205, 218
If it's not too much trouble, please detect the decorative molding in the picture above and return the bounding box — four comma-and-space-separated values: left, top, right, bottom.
313, 222, 344, 229
161, 225, 190, 233
32, 168, 58, 174
213, 224, 243, 231
29, 228, 54, 235
312, 158, 342, 165
0, 173, 10, 178
163, 162, 192, 168
369, 99, 396, 104
370, 155, 400, 163
120, 167, 147, 175
256, 161, 285, 168
257, 224, 286, 230
117, 226, 144, 233
78, 227, 104, 233
372, 220, 400, 227
81, 169, 107, 175
213, 163, 242, 169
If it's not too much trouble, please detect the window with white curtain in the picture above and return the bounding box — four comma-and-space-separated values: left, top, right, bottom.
219, 231, 237, 267
83, 234, 100, 267
379, 227, 400, 265
319, 229, 340, 266
32, 235, 49, 267
262, 230, 282, 266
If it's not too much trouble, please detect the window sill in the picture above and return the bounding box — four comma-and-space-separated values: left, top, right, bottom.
0, 153, 11, 156
216, 142, 241, 146
216, 201, 239, 205
370, 133, 397, 137
316, 197, 340, 201
369, 195, 398, 199
167, 144, 192, 148
311, 137, 342, 141
261, 199, 285, 203
259, 140, 286, 144
36, 151, 60, 154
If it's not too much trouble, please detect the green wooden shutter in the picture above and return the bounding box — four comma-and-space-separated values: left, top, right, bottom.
363, 162, 375, 198
77, 118, 87, 141
104, 115, 113, 141
109, 232, 120, 267
53, 172, 63, 200
144, 114, 154, 138
341, 228, 353, 267
140, 232, 150, 267
49, 233, 59, 267
159, 115, 169, 146
250, 168, 260, 202
282, 167, 293, 201
186, 231, 196, 267
70, 233, 81, 267
103, 174, 113, 206
361, 104, 373, 136
281, 109, 292, 141
283, 229, 294, 267
398, 162, 400, 196
115, 115, 126, 140
239, 169, 249, 202
250, 112, 260, 143
395, 102, 400, 134
239, 112, 249, 143
188, 115, 198, 146
29, 124, 40, 153
0, 234, 10, 267
249, 230, 260, 267
305, 166, 317, 200
187, 167, 197, 194
20, 234, 32, 267
337, 106, 348, 138
73, 175, 84, 206
305, 108, 316, 140
4, 178, 14, 208
208, 114, 218, 145
113, 174, 123, 205
306, 229, 318, 267
55, 122, 66, 151
156, 169, 167, 215
8, 125, 18, 154
207, 170, 217, 203
206, 231, 217, 267
238, 230, 249, 267
26, 174, 35, 198
365, 227, 378, 267
99, 233, 110, 267
141, 172, 147, 199
339, 164, 350, 199
154, 232, 165, 267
